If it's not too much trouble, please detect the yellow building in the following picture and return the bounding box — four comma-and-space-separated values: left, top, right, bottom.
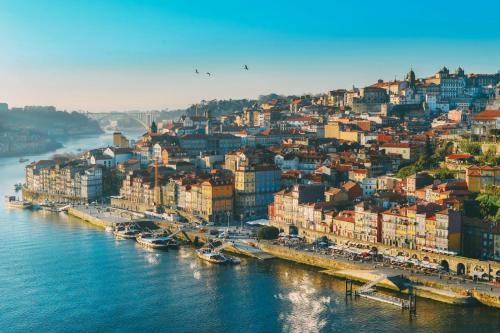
113, 132, 129, 148
325, 122, 341, 139
324, 121, 361, 142
466, 165, 500, 192
201, 178, 233, 223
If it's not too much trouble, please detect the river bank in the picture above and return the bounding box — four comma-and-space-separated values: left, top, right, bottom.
65, 205, 500, 309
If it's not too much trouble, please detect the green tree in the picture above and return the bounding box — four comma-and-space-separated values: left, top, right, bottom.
150, 121, 158, 133
396, 165, 417, 179
257, 226, 280, 240
433, 168, 455, 180
458, 141, 481, 155
415, 136, 434, 170
436, 141, 454, 161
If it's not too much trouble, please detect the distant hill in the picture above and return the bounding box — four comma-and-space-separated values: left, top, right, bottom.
0, 107, 102, 137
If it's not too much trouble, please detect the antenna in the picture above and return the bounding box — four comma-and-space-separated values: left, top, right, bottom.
154, 159, 160, 208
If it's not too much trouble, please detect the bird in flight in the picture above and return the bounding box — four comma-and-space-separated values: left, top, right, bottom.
195, 69, 199, 74
206, 72, 211, 77
244, 65, 249, 70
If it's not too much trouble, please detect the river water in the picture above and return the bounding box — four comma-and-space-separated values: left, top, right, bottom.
0, 132, 499, 333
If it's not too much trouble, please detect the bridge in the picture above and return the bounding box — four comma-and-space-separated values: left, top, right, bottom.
87, 111, 161, 130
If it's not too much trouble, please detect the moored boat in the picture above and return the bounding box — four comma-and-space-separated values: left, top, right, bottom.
113, 225, 141, 239
136, 233, 177, 250
196, 248, 229, 264
4, 196, 32, 209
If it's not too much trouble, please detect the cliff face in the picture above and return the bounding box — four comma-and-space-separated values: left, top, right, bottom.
0, 129, 62, 157
0, 109, 102, 157
0, 109, 103, 138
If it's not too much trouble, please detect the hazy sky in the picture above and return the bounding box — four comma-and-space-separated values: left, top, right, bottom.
0, 0, 499, 112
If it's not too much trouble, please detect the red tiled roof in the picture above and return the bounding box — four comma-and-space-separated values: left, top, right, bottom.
447, 154, 473, 160
473, 109, 500, 120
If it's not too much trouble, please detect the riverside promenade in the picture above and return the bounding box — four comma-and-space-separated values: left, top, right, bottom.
256, 242, 500, 308
66, 205, 500, 308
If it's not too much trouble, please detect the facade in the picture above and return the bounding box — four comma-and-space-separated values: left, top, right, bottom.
200, 178, 233, 223
234, 165, 281, 221
380, 143, 422, 161
465, 165, 500, 192
25, 160, 103, 203
354, 202, 382, 243
381, 204, 461, 252
471, 109, 500, 135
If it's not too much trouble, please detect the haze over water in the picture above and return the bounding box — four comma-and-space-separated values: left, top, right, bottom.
0, 133, 499, 333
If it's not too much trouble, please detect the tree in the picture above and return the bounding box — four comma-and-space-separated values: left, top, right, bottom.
435, 141, 454, 161
433, 168, 455, 180
257, 226, 280, 240
415, 136, 434, 170
477, 148, 499, 166
458, 141, 481, 155
396, 165, 417, 179
150, 121, 158, 133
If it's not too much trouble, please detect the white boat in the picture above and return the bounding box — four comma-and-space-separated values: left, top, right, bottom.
4, 196, 31, 209
113, 225, 141, 239
196, 248, 229, 264
196, 245, 240, 265
136, 233, 179, 250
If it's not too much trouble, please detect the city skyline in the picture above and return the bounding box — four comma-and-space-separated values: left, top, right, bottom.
0, 0, 499, 111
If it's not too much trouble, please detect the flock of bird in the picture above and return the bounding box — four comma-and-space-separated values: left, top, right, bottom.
195, 65, 249, 77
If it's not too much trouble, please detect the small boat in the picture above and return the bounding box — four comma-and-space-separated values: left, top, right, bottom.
196, 247, 229, 264
4, 196, 32, 209
18, 158, 29, 163
113, 225, 141, 239
136, 232, 179, 250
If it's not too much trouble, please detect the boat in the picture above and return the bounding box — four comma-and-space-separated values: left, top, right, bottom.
196, 244, 240, 265
196, 247, 229, 264
4, 196, 32, 209
18, 158, 29, 163
113, 224, 141, 239
136, 233, 179, 250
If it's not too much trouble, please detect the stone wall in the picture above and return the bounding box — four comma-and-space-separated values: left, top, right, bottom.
271, 221, 500, 277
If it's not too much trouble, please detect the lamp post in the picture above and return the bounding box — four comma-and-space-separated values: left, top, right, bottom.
226, 211, 231, 235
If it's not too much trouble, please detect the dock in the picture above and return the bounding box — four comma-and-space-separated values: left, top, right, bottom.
226, 240, 275, 260
346, 274, 416, 313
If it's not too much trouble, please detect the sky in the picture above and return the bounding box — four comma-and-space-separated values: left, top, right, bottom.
0, 0, 499, 112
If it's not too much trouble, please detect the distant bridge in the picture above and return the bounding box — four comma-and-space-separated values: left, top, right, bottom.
87, 111, 161, 130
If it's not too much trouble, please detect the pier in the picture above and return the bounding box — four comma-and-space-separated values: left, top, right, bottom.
345, 274, 417, 314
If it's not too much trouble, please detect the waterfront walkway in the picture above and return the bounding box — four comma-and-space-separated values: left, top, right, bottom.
66, 205, 500, 308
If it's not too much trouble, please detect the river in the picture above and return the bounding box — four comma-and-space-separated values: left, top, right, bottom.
0, 132, 499, 333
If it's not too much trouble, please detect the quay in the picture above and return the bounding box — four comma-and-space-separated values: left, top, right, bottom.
65, 205, 500, 308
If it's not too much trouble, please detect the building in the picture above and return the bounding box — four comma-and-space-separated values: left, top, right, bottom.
462, 218, 500, 261
234, 165, 281, 221
330, 210, 355, 238
269, 184, 325, 230
24, 160, 103, 203
200, 178, 234, 223
113, 132, 130, 148
380, 143, 422, 161
466, 165, 500, 192
471, 109, 500, 135
354, 202, 382, 243
381, 204, 461, 252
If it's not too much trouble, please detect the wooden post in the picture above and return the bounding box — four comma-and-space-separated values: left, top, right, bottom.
345, 279, 353, 297
408, 286, 417, 316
